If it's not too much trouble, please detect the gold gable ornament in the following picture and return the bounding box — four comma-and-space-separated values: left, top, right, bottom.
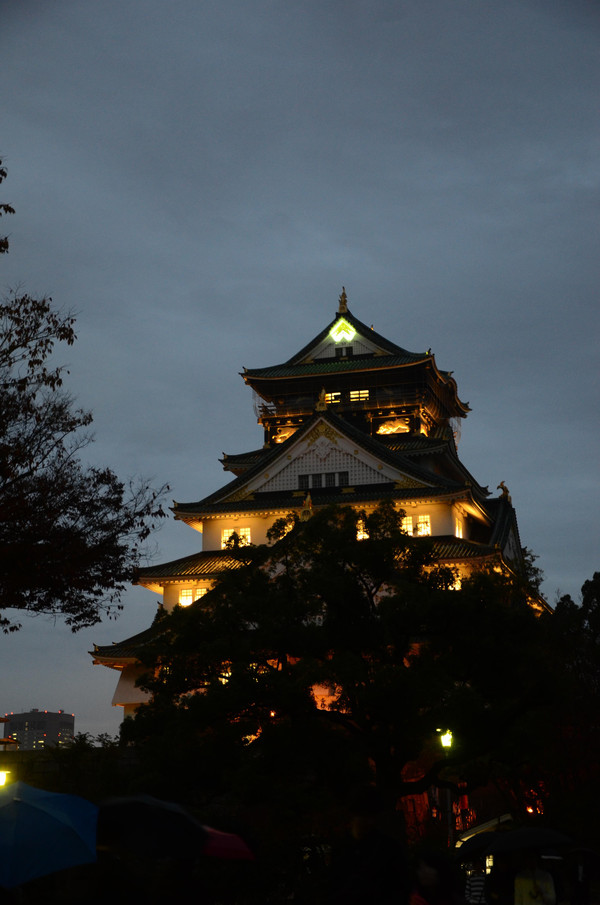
315, 388, 328, 411
300, 492, 313, 522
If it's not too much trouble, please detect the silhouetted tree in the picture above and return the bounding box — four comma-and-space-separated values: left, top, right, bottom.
0, 160, 166, 632
124, 504, 556, 824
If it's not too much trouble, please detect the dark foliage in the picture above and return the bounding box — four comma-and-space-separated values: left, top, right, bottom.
0, 161, 167, 632
123, 505, 558, 821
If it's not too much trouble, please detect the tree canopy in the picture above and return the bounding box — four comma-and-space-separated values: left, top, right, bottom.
0, 160, 166, 632
124, 502, 567, 845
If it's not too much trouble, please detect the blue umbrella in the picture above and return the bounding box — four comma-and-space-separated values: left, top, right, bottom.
0, 781, 98, 889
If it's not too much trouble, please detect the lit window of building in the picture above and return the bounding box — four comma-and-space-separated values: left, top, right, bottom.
349, 389, 369, 401
402, 515, 413, 535
324, 391, 341, 404
178, 588, 208, 606
221, 527, 251, 548
416, 514, 431, 536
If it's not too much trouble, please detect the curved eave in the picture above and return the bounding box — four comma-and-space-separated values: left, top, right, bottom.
173, 484, 483, 522
90, 654, 135, 670
135, 549, 243, 589
175, 410, 458, 514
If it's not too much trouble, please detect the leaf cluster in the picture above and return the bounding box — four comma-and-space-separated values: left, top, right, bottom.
128, 502, 565, 816
0, 161, 167, 632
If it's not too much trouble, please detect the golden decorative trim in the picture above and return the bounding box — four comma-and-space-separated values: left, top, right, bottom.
226, 488, 255, 502
305, 422, 340, 446
394, 477, 428, 490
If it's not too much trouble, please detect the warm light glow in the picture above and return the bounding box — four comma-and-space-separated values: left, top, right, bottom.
401, 515, 413, 535
324, 391, 341, 404
221, 527, 251, 548
329, 317, 356, 343
377, 418, 410, 435
440, 730, 453, 748
455, 519, 463, 539
274, 427, 297, 443
349, 389, 369, 401
0, 771, 9, 786
416, 514, 431, 536
178, 588, 207, 606
356, 519, 369, 541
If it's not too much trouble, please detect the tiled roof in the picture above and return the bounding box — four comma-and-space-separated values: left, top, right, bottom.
285, 307, 425, 365
431, 536, 496, 560
174, 410, 467, 515
377, 435, 447, 452
91, 623, 162, 663
243, 353, 426, 380
220, 448, 266, 468
175, 483, 468, 517
136, 549, 242, 580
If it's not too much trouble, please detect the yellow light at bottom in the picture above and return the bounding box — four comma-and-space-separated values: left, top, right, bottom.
440, 730, 453, 749
0, 771, 9, 786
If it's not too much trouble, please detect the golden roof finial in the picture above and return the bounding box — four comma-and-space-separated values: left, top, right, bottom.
315, 388, 328, 411
338, 287, 348, 313
300, 492, 313, 522
497, 481, 511, 503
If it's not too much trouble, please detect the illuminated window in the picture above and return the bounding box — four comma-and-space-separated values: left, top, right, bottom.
178, 588, 207, 607
221, 527, 251, 548
350, 389, 369, 401
416, 515, 431, 536
356, 519, 369, 541
401, 516, 413, 535
455, 519, 463, 539
324, 391, 341, 404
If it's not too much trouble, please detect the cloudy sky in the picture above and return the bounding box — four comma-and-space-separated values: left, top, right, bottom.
1, 0, 598, 738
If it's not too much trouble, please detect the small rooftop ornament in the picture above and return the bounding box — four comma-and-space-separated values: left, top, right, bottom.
338, 287, 348, 313
300, 492, 313, 521
315, 388, 328, 411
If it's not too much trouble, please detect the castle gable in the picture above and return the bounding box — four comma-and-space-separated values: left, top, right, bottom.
239, 416, 432, 496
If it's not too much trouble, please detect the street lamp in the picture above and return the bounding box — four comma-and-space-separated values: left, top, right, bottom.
440, 730, 453, 750
437, 729, 454, 848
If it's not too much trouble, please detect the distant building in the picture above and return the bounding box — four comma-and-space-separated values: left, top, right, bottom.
4, 709, 75, 750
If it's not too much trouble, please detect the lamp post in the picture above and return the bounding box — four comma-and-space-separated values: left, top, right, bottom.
438, 729, 454, 849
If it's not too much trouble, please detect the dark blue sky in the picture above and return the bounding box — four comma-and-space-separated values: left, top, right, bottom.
1, 0, 598, 736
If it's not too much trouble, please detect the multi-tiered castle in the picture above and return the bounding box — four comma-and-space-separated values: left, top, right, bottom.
93, 292, 531, 717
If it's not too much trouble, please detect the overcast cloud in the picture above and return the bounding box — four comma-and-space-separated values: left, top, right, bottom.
1, 0, 598, 737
